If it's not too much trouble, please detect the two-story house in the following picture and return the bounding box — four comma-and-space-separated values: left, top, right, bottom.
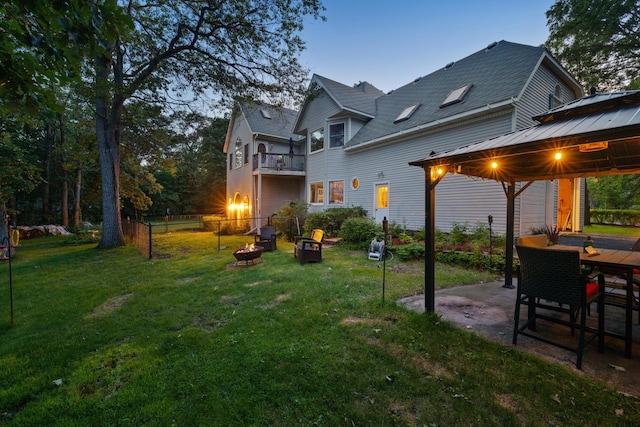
224, 103, 305, 229
225, 40, 584, 235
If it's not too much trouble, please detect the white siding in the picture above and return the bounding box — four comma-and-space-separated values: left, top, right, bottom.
517, 64, 578, 130
226, 116, 255, 212
348, 111, 514, 232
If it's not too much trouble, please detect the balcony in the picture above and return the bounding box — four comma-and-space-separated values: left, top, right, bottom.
253, 153, 306, 175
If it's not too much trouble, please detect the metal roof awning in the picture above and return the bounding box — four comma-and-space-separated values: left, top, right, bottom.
409, 91, 640, 182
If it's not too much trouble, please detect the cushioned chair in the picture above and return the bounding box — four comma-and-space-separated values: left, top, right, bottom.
294, 229, 324, 265
517, 234, 548, 248
513, 245, 605, 369
254, 226, 277, 251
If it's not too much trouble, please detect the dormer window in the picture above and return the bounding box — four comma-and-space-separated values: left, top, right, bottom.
394, 103, 420, 124
441, 83, 473, 108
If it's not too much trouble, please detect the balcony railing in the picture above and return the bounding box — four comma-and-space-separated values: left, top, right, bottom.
253, 153, 305, 172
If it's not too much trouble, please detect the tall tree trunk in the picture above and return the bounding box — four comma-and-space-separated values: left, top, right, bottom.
57, 112, 69, 227
43, 122, 54, 222
95, 53, 125, 248
0, 203, 7, 246
73, 168, 82, 226
61, 173, 69, 227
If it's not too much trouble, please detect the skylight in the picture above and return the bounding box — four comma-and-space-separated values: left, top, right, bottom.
394, 103, 420, 123
260, 109, 271, 119
441, 83, 473, 108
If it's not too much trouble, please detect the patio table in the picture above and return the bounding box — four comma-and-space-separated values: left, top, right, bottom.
552, 245, 640, 358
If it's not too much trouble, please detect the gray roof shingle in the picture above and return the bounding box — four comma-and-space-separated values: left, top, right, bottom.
240, 103, 302, 141
345, 41, 549, 148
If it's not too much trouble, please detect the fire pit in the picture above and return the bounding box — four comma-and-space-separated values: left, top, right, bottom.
232, 244, 263, 266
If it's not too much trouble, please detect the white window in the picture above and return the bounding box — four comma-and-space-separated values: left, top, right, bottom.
329, 123, 345, 147
310, 128, 324, 153
310, 182, 324, 204
234, 138, 243, 168
328, 180, 344, 204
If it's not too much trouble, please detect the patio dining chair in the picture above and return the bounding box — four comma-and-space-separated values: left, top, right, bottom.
294, 229, 324, 265
513, 245, 605, 369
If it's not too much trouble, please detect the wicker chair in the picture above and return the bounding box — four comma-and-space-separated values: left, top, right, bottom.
294, 229, 324, 265
254, 226, 277, 251
513, 245, 605, 369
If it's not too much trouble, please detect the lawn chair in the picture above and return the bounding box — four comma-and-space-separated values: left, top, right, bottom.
294, 229, 324, 265
254, 226, 277, 251
513, 245, 605, 369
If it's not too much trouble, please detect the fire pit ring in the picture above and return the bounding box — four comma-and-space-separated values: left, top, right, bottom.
232, 246, 264, 266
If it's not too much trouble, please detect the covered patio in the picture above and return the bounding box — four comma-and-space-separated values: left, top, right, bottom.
406, 90, 640, 379
409, 90, 640, 310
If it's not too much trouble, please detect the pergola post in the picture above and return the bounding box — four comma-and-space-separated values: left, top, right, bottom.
424, 168, 437, 312
503, 181, 516, 289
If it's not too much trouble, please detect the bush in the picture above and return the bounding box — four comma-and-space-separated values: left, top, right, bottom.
305, 207, 367, 237
590, 209, 640, 226
272, 201, 308, 241
394, 243, 425, 261
203, 216, 250, 235
339, 217, 379, 250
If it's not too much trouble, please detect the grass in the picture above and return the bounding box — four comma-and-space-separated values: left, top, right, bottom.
583, 224, 640, 237
0, 232, 638, 426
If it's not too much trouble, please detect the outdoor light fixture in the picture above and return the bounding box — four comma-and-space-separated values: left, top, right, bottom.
579, 141, 608, 152
554, 151, 562, 161
491, 161, 498, 169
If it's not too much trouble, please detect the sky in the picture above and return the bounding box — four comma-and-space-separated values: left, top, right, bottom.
298, 0, 557, 93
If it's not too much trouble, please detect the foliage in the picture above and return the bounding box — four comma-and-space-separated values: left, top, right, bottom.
0, 1, 131, 113
273, 200, 309, 241
438, 222, 506, 253
203, 215, 250, 235
394, 243, 425, 261
589, 209, 640, 226
436, 251, 511, 275
545, 0, 640, 90
339, 217, 380, 250
305, 207, 367, 237
529, 224, 560, 245
587, 175, 640, 209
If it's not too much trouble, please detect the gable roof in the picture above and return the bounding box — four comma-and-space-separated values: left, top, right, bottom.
224, 102, 302, 152
313, 75, 385, 117
293, 75, 385, 133
345, 41, 582, 151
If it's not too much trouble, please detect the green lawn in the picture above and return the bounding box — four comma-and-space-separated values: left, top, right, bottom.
0, 232, 638, 426
584, 224, 640, 237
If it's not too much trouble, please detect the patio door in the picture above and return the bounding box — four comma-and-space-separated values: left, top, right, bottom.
374, 182, 389, 223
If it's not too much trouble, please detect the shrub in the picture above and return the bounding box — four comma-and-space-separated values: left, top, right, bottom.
339, 217, 379, 250
394, 243, 425, 261
305, 207, 367, 237
273, 201, 308, 240
203, 216, 250, 235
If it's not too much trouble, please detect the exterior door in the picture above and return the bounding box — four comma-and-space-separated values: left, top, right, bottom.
374, 182, 389, 223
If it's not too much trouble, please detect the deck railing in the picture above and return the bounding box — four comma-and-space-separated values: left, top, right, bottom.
252, 153, 305, 172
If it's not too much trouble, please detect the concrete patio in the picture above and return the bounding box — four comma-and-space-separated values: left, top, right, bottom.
399, 234, 640, 397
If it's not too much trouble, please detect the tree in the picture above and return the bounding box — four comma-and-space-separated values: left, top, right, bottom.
546, 0, 640, 91
92, 0, 324, 248
586, 175, 640, 209
0, 1, 130, 113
